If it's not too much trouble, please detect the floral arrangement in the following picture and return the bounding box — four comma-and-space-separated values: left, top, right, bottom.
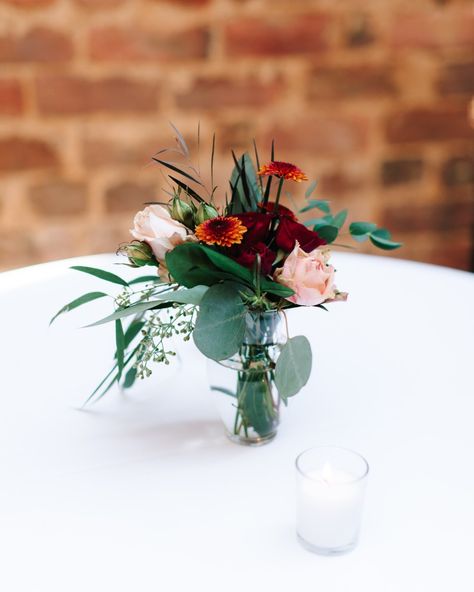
52, 126, 401, 442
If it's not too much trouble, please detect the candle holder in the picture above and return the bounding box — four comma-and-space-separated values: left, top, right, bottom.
295, 446, 369, 555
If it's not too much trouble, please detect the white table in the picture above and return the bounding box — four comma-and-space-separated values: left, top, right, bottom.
0, 253, 473, 592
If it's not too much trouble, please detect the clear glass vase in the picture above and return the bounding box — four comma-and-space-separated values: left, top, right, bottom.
208, 310, 286, 446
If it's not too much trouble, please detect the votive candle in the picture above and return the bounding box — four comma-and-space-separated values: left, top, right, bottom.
295, 446, 369, 555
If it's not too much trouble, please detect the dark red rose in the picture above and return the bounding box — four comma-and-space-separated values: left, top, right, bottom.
234, 212, 272, 245
275, 217, 326, 253
234, 242, 275, 275
258, 201, 296, 219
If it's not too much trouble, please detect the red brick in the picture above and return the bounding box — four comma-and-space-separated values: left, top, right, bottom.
0, 28, 73, 63
386, 107, 472, 143
442, 156, 474, 186
225, 15, 329, 57
318, 171, 365, 195
266, 117, 368, 156
0, 231, 35, 270
36, 75, 158, 115
105, 181, 156, 213
175, 76, 282, 110
89, 26, 209, 62
390, 13, 445, 49
1, 0, 55, 6
0, 137, 58, 171
382, 200, 473, 233
0, 79, 23, 115
344, 13, 375, 48
381, 159, 424, 186
82, 137, 161, 168
309, 66, 396, 100
161, 0, 211, 5
29, 181, 87, 216
75, 0, 126, 7
438, 61, 474, 96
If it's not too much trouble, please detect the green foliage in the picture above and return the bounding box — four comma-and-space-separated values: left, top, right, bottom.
166, 243, 294, 298
193, 283, 246, 361
349, 222, 402, 249
275, 336, 312, 400
86, 285, 208, 327
228, 152, 261, 214
300, 199, 331, 215
115, 320, 125, 380
50, 291, 108, 325
70, 266, 128, 287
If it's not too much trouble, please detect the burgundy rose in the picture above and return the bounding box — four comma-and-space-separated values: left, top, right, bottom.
275, 217, 326, 253
234, 212, 272, 244
234, 242, 275, 275
258, 201, 296, 219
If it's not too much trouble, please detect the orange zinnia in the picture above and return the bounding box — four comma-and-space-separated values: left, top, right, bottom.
258, 161, 308, 182
195, 216, 247, 247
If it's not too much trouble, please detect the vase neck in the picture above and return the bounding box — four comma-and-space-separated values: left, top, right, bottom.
243, 310, 285, 346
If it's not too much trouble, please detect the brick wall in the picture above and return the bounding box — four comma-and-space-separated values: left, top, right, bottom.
0, 0, 473, 271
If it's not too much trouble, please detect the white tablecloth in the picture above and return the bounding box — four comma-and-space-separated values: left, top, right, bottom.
0, 253, 473, 592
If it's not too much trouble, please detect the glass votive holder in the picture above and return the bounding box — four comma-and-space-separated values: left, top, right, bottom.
295, 446, 369, 555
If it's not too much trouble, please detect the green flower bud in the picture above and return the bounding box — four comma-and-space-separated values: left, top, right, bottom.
171, 196, 194, 228
119, 241, 156, 267
195, 203, 219, 225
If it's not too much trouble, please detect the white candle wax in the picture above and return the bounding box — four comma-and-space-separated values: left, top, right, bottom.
296, 463, 366, 552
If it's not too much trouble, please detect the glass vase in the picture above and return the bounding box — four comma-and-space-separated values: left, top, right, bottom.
208, 310, 286, 446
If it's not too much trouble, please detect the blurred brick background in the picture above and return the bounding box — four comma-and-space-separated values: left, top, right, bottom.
0, 0, 473, 271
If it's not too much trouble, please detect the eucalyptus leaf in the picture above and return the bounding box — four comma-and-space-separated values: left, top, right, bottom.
304, 180, 318, 199
314, 224, 339, 243
349, 221, 377, 236
70, 266, 128, 287
86, 285, 208, 327
123, 367, 137, 389
275, 336, 312, 400
332, 209, 348, 229
193, 283, 246, 361
115, 320, 125, 379
369, 228, 403, 250
50, 291, 108, 325
128, 275, 163, 285
300, 199, 330, 214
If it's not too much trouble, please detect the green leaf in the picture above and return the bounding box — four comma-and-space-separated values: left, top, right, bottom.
152, 157, 203, 187
50, 291, 108, 325
193, 283, 246, 361
369, 228, 403, 250
332, 209, 348, 229
123, 319, 145, 349
314, 224, 339, 243
128, 275, 163, 285
275, 336, 312, 400
229, 152, 261, 213
86, 286, 208, 327
70, 266, 128, 287
169, 175, 204, 203
349, 221, 377, 236
166, 243, 294, 298
123, 367, 138, 389
300, 199, 331, 214
305, 180, 318, 199
115, 320, 125, 379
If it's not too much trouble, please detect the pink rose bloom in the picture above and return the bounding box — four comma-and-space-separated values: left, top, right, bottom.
274, 243, 336, 306
130, 205, 191, 261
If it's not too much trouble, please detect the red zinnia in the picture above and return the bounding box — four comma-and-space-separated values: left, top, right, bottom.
195, 216, 247, 247
258, 161, 308, 182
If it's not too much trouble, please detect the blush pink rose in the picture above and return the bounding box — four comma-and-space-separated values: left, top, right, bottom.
130, 205, 191, 261
274, 243, 336, 306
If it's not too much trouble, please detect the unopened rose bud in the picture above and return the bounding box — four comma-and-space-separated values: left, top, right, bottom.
195, 203, 218, 225
171, 196, 194, 228
119, 241, 156, 267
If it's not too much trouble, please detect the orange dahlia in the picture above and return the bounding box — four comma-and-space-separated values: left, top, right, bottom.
258, 161, 308, 182
195, 216, 247, 247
